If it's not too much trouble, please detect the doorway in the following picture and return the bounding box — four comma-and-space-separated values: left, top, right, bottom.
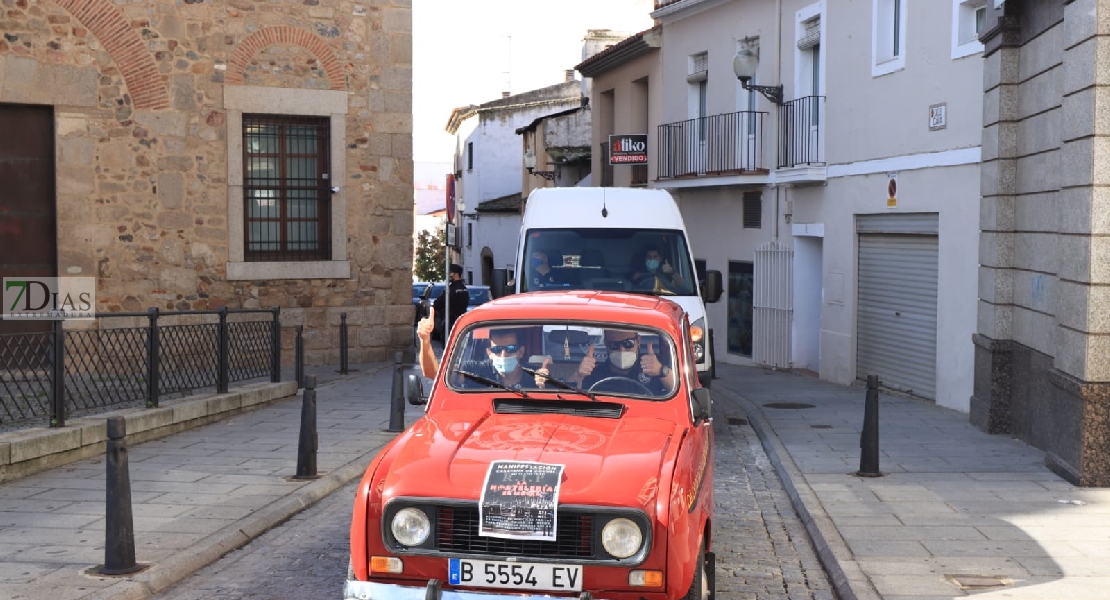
792, 236, 823, 372
0, 104, 57, 336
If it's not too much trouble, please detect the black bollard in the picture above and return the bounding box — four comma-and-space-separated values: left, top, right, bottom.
338, 313, 349, 375
857, 374, 882, 477
388, 352, 406, 432
295, 325, 305, 389
294, 375, 319, 479
102, 417, 140, 575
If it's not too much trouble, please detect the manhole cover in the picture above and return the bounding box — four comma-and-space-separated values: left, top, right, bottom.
763, 402, 815, 409
809, 424, 832, 429
945, 574, 1012, 590
727, 417, 747, 426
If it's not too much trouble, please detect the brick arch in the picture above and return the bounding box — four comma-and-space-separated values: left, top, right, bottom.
51, 0, 170, 110
226, 26, 346, 90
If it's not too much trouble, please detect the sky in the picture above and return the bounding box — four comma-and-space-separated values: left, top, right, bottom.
411, 0, 656, 166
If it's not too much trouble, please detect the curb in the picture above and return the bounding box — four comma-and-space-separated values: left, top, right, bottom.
717, 383, 881, 600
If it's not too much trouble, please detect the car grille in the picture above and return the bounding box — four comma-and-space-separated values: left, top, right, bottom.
436, 506, 595, 559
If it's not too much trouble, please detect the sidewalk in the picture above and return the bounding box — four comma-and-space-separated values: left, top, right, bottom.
714, 363, 1110, 600
0, 361, 422, 600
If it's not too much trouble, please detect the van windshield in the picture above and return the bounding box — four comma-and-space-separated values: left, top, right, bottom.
521, 228, 697, 297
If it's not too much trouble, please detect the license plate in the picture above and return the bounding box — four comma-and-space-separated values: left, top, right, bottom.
447, 558, 582, 592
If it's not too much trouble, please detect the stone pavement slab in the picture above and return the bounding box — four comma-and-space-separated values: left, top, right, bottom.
715, 364, 1110, 600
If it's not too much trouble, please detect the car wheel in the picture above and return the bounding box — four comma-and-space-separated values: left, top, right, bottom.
682, 540, 708, 600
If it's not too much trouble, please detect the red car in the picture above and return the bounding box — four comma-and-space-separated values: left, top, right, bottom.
346, 291, 715, 600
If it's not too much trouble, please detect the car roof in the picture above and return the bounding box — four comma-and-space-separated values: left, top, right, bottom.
453, 290, 686, 333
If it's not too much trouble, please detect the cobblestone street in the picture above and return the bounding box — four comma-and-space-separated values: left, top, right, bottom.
711, 403, 835, 600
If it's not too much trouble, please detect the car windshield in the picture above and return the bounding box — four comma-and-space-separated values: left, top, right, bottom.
412, 283, 429, 299
521, 228, 697, 297
426, 284, 445, 300
445, 320, 678, 400
468, 287, 491, 306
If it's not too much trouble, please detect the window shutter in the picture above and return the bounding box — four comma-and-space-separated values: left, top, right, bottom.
687, 52, 708, 83
797, 18, 820, 50
743, 192, 763, 229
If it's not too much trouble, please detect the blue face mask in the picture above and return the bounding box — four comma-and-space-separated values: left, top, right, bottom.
490, 354, 518, 375
645, 259, 660, 271
530, 257, 544, 268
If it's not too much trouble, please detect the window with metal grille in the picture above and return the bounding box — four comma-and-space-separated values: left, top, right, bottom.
467, 142, 474, 171
242, 115, 331, 261
743, 192, 762, 229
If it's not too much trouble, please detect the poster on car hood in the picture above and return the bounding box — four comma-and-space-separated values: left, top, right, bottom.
479, 460, 564, 541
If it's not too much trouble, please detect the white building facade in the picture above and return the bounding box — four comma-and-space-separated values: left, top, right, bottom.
448, 81, 584, 285
647, 0, 984, 410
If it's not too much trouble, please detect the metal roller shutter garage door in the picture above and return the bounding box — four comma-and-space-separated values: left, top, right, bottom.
855, 216, 938, 399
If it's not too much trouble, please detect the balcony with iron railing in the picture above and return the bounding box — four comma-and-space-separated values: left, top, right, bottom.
655, 110, 769, 184
776, 95, 826, 184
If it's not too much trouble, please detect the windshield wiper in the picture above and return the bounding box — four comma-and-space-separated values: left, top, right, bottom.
520, 367, 596, 401
456, 370, 528, 398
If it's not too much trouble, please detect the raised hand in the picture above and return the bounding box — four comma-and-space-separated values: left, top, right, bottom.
640, 341, 663, 377
661, 259, 674, 274
576, 343, 597, 379
535, 355, 553, 388
416, 306, 434, 342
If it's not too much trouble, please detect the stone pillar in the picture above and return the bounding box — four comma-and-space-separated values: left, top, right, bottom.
1049, 0, 1110, 486
971, 2, 1022, 434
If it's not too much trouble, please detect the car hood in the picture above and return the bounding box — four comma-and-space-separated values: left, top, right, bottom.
382, 409, 677, 511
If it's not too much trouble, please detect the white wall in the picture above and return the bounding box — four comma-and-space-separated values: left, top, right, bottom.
809, 163, 980, 411
792, 234, 822, 372
460, 212, 522, 285
672, 187, 774, 367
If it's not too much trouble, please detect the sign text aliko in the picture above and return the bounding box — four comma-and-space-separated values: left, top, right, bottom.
608, 134, 648, 165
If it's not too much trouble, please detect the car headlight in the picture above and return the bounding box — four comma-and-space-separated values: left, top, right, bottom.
601, 518, 643, 559
690, 317, 706, 362
390, 507, 430, 547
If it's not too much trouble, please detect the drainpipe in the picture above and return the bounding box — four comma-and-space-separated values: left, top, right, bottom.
773, 0, 783, 243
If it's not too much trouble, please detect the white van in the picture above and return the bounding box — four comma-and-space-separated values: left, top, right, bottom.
493, 187, 722, 387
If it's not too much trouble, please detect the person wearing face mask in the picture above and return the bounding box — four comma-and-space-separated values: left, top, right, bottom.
574, 329, 676, 395
631, 245, 685, 292
455, 328, 550, 390
526, 249, 564, 290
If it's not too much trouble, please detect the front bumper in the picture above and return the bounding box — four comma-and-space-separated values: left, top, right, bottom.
343, 579, 611, 600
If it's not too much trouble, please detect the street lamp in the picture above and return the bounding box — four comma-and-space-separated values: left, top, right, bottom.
733, 46, 783, 105
523, 150, 556, 181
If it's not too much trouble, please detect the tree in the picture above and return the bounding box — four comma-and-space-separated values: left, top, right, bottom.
414, 226, 446, 282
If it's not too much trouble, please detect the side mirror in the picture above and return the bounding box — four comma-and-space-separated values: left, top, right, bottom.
405, 373, 427, 406
703, 270, 723, 304
692, 387, 712, 422
491, 269, 514, 299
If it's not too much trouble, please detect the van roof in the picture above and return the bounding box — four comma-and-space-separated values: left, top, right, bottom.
523, 187, 684, 230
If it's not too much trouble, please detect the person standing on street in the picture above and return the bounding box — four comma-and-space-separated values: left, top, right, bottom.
433, 263, 469, 340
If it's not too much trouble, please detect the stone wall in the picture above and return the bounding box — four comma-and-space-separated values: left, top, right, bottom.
975, 0, 1110, 486
0, 0, 414, 366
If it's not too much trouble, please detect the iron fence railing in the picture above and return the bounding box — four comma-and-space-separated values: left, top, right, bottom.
778, 95, 825, 168
657, 110, 767, 179
0, 307, 282, 429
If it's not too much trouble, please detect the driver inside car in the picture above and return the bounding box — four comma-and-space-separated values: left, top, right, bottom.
574, 329, 676, 395
452, 328, 552, 391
